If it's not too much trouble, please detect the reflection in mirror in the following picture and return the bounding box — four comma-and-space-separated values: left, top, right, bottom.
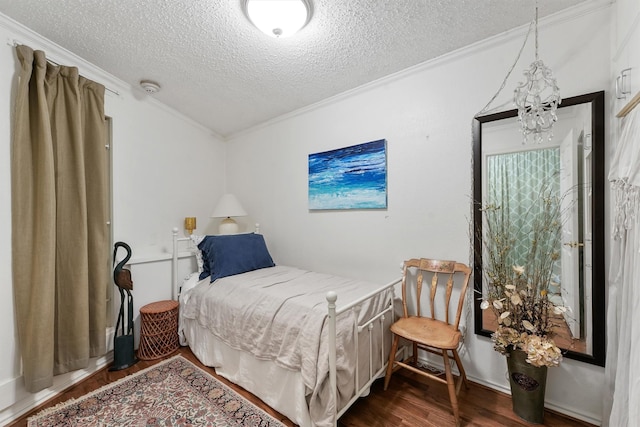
473, 91, 605, 366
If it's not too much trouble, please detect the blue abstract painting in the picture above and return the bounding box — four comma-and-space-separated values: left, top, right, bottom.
308, 139, 387, 210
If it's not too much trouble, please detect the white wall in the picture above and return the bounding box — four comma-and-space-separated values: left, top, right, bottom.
225, 2, 612, 424
612, 0, 640, 104
0, 14, 227, 423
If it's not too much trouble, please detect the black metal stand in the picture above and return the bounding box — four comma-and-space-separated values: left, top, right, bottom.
109, 286, 137, 371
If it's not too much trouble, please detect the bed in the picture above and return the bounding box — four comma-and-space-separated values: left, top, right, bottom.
171, 228, 400, 427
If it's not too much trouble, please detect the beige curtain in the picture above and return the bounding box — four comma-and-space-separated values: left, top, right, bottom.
11, 45, 109, 393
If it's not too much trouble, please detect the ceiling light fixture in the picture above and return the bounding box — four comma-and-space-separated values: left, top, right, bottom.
243, 0, 312, 38
513, 0, 561, 144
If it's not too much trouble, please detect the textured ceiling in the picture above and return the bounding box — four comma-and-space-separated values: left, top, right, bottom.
0, 0, 586, 138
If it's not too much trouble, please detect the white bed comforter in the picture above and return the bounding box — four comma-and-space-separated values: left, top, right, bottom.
180, 265, 393, 426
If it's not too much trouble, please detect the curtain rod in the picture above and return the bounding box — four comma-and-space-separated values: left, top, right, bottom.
616, 91, 640, 118
6, 38, 120, 97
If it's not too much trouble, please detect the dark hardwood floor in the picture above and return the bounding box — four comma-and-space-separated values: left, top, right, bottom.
8, 346, 596, 427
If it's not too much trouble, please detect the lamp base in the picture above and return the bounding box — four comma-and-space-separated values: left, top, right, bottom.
218, 217, 239, 235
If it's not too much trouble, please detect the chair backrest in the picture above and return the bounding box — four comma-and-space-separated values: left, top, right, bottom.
400, 258, 472, 329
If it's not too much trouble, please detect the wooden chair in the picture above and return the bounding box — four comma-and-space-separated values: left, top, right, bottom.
384, 258, 472, 426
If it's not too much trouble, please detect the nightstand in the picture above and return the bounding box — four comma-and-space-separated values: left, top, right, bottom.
137, 300, 180, 360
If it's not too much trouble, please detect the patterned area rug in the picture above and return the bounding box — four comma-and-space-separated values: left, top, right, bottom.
28, 355, 286, 426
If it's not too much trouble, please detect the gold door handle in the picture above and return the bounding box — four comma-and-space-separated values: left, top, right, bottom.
563, 241, 584, 248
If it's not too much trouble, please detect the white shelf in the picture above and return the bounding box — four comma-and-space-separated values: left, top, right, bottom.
128, 251, 195, 265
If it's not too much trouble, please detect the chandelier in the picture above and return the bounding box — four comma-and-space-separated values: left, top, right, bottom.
513, 1, 561, 144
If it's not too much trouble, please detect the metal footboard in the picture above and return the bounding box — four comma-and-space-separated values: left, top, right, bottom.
327, 277, 400, 426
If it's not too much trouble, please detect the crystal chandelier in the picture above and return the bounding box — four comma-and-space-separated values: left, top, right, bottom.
513, 1, 561, 144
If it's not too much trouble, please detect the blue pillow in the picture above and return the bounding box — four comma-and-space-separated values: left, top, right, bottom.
198, 233, 275, 282
197, 235, 215, 280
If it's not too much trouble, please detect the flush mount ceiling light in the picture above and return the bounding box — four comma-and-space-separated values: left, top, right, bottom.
243, 0, 312, 38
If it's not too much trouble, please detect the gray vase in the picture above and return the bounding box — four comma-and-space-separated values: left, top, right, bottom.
507, 348, 548, 424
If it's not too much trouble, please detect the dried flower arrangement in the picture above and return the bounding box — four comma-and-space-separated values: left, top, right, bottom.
479, 189, 569, 368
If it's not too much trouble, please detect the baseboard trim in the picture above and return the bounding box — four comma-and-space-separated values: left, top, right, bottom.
0, 353, 113, 426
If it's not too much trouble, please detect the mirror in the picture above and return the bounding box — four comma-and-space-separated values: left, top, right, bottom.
472, 91, 605, 366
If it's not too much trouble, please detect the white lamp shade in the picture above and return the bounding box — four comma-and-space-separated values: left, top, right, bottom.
244, 0, 311, 38
211, 194, 248, 218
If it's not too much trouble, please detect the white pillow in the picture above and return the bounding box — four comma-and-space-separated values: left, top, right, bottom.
190, 234, 205, 273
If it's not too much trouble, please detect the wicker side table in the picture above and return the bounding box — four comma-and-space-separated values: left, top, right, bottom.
137, 300, 180, 360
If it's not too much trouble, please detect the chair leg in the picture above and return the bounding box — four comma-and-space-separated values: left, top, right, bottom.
452, 349, 469, 391
412, 342, 418, 365
442, 351, 461, 426
384, 335, 400, 390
